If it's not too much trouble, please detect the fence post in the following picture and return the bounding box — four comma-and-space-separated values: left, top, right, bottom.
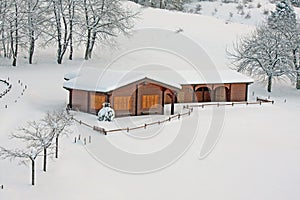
78, 134, 81, 140
1, 185, 3, 189
74, 137, 77, 143
84, 138, 86, 145
89, 136, 91, 143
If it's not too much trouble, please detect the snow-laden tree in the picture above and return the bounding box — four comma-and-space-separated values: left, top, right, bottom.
47, 0, 72, 64
0, 0, 10, 58
229, 24, 294, 92
11, 121, 55, 172
43, 109, 73, 159
3, 0, 26, 66
135, 0, 188, 10
24, 0, 50, 64
78, 0, 138, 60
268, 0, 300, 89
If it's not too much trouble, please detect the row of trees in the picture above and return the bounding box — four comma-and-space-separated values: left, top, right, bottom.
130, 0, 188, 11
229, 0, 300, 92
0, 109, 73, 186
0, 0, 137, 66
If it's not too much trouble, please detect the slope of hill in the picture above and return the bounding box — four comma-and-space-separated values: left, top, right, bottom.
0, 2, 300, 200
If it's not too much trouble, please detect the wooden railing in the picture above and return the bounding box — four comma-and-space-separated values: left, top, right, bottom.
73, 97, 274, 135
74, 107, 193, 135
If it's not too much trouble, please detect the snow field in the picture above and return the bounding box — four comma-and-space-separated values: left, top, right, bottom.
0, 2, 300, 199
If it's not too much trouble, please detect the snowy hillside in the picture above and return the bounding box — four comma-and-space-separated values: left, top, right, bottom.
1, 1, 300, 200
185, 0, 275, 25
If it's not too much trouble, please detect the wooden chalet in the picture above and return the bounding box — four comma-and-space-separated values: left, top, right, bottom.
63, 67, 253, 117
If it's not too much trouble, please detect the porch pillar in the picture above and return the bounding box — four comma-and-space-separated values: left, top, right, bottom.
161, 88, 166, 115
135, 84, 139, 116
171, 92, 175, 115
192, 85, 196, 103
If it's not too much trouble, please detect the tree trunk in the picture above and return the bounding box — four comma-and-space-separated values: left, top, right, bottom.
69, 35, 73, 60
57, 34, 62, 64
43, 148, 47, 172
13, 2, 18, 67
31, 159, 35, 186
84, 0, 90, 60
88, 32, 97, 59
57, 54, 63, 64
1, 30, 7, 57
296, 72, 300, 89
12, 55, 17, 67
267, 75, 272, 93
55, 136, 59, 158
29, 31, 35, 64
84, 29, 91, 60
69, 1, 74, 60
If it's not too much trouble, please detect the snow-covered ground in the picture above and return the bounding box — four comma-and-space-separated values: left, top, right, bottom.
1, 2, 300, 200
184, 0, 276, 25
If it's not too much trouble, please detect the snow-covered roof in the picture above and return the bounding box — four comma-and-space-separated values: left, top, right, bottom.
63, 67, 253, 93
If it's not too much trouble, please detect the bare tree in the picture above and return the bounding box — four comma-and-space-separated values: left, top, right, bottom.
79, 0, 138, 60
0, 145, 43, 186
11, 121, 55, 172
229, 25, 294, 92
43, 109, 73, 159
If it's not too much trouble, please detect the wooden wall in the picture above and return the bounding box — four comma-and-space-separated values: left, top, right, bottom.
230, 83, 247, 101
72, 90, 89, 112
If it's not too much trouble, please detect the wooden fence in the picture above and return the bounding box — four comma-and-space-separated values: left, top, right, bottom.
73, 97, 274, 135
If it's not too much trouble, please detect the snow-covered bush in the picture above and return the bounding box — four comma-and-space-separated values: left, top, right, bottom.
98, 103, 115, 122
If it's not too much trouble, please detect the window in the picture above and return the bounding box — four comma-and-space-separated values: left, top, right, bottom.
90, 93, 106, 110
142, 95, 159, 109
114, 96, 132, 111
